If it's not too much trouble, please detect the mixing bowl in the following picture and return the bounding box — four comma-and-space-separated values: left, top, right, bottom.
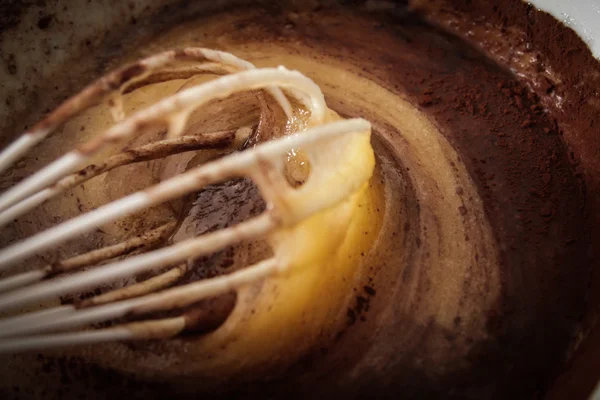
1, 1, 599, 399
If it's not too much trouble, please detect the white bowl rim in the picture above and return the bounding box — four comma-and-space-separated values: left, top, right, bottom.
530, 0, 600, 58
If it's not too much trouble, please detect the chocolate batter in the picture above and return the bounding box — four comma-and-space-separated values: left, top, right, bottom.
0, 1, 598, 399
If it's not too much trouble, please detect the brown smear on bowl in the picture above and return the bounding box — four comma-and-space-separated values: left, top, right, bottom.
0, 0, 598, 399
412, 1, 600, 398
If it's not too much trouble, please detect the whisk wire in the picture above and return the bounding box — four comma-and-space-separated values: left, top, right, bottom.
0, 48, 372, 355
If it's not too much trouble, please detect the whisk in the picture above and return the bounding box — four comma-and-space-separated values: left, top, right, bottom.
0, 48, 373, 353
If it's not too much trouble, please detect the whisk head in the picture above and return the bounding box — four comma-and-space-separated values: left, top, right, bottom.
0, 48, 374, 354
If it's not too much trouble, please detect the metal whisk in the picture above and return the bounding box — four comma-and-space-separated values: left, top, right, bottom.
0, 48, 372, 353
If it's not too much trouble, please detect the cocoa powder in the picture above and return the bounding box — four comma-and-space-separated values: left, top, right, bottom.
410, 1, 600, 398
